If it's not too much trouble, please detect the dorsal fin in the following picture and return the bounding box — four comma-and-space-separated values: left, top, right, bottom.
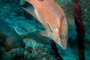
53, 0, 64, 13
20, 1, 38, 19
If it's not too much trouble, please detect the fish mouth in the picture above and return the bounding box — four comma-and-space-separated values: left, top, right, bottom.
59, 44, 67, 50
57, 40, 67, 50
60, 44, 67, 50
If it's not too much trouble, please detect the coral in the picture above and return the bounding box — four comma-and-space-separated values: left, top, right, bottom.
50, 40, 63, 60
73, 0, 85, 60
23, 38, 56, 60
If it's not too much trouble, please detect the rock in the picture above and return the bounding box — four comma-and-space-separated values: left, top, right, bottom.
0, 19, 25, 52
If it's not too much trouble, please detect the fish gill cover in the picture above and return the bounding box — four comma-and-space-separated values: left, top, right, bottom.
0, 0, 90, 60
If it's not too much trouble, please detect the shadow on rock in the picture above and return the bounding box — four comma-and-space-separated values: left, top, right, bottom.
0, 19, 25, 52
20, 31, 51, 46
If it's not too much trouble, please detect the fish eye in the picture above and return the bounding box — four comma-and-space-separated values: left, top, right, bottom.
59, 34, 64, 39
38, 0, 44, 1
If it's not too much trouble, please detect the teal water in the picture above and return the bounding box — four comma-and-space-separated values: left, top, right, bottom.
0, 0, 90, 60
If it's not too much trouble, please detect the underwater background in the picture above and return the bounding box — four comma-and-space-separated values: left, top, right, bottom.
0, 0, 90, 60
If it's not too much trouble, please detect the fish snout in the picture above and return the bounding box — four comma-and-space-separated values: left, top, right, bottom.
60, 40, 67, 50
51, 29, 67, 49
57, 37, 67, 50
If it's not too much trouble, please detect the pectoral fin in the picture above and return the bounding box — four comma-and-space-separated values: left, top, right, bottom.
40, 31, 49, 37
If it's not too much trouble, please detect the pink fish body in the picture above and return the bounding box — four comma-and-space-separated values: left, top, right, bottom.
21, 0, 68, 49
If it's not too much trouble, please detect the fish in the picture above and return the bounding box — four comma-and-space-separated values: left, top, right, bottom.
20, 1, 34, 20
20, 0, 68, 49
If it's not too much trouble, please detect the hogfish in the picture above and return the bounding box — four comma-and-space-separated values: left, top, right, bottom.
20, 0, 68, 49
